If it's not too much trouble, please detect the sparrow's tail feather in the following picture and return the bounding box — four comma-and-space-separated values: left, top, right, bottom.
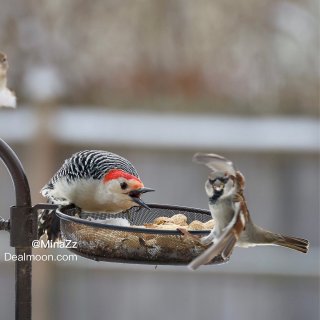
250, 226, 309, 254
273, 234, 309, 253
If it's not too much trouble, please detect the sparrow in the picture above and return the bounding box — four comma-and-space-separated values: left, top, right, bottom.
0, 51, 16, 108
188, 153, 309, 270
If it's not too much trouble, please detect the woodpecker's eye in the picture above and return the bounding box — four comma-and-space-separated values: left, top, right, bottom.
120, 182, 128, 190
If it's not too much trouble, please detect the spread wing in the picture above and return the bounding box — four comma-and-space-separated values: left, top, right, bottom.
193, 153, 236, 176
188, 201, 247, 270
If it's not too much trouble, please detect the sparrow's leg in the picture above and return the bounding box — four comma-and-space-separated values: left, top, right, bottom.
199, 228, 217, 245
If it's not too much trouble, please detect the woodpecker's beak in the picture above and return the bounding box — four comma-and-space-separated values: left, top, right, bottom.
129, 188, 154, 210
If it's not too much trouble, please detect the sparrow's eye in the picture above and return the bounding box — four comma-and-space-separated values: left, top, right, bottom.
120, 182, 128, 190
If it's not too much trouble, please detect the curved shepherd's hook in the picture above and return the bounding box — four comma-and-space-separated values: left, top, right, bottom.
0, 138, 34, 320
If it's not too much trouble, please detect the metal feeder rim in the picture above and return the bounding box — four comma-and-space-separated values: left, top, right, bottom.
56, 203, 212, 236
67, 248, 227, 266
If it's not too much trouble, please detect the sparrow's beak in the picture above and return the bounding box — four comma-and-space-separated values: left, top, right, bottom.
129, 187, 154, 210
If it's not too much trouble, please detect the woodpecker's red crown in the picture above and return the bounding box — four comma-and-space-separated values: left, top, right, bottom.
103, 169, 143, 188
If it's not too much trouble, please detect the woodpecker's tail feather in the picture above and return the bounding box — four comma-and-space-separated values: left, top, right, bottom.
38, 209, 61, 242
273, 234, 309, 253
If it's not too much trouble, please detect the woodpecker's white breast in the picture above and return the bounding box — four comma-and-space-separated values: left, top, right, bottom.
43, 177, 99, 209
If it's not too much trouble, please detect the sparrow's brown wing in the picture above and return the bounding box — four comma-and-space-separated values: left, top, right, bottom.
188, 201, 246, 270
192, 153, 237, 176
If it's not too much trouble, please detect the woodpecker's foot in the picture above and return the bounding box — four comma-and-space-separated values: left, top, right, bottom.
62, 203, 82, 217
177, 228, 202, 242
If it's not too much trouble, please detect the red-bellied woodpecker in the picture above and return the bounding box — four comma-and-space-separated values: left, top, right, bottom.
39, 150, 154, 240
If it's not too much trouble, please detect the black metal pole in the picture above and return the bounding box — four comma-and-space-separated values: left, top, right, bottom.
0, 138, 34, 320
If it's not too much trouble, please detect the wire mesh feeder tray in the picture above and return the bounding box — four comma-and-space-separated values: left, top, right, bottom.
56, 204, 226, 265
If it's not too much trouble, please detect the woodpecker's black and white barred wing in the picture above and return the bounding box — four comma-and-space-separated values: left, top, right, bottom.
41, 150, 139, 200
193, 153, 236, 177
48, 150, 139, 184
188, 201, 247, 270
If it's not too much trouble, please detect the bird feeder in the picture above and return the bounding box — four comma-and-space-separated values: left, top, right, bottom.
58, 204, 226, 265
0, 138, 226, 320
